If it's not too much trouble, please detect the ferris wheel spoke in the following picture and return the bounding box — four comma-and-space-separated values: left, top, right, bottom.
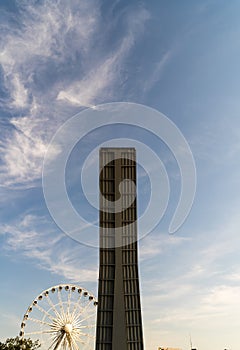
34, 303, 55, 322
67, 289, 71, 316
74, 336, 92, 350
72, 336, 85, 346
62, 339, 67, 350
72, 333, 93, 346
66, 333, 75, 350
81, 299, 95, 315
50, 332, 65, 350
27, 316, 53, 328
50, 317, 65, 330
71, 292, 82, 316
69, 313, 81, 327
71, 340, 78, 350
24, 330, 55, 336
72, 298, 92, 320
75, 332, 95, 340
77, 311, 96, 325
45, 294, 63, 322
48, 335, 58, 350
72, 336, 86, 350
57, 288, 65, 318
77, 323, 96, 329
75, 293, 92, 312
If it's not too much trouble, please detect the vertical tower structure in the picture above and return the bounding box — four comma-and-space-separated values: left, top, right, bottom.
96, 148, 144, 350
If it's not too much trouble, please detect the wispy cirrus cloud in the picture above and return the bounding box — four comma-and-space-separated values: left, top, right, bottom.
0, 116, 48, 187
143, 50, 173, 92
0, 1, 96, 110
57, 36, 132, 107
140, 209, 240, 345
139, 232, 190, 261
148, 284, 240, 327
1, 214, 98, 283
0, 0, 150, 188
0, 0, 100, 187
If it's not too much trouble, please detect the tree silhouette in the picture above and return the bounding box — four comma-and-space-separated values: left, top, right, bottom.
0, 337, 40, 350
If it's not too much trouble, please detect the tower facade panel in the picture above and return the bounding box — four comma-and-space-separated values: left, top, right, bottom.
96, 148, 144, 350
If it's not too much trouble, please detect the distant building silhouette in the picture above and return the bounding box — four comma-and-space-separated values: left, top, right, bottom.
158, 348, 182, 350
95, 148, 144, 350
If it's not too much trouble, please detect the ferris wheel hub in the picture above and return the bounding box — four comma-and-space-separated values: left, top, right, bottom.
63, 323, 73, 334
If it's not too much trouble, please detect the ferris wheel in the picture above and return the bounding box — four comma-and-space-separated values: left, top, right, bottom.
19, 284, 98, 350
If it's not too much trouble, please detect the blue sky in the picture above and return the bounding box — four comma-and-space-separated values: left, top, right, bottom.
1, 0, 240, 349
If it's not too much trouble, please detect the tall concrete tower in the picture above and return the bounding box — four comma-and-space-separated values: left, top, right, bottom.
95, 148, 144, 350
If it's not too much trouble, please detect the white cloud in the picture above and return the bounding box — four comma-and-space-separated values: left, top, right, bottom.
1, 214, 98, 283
143, 50, 173, 92
139, 232, 190, 261
0, 0, 100, 187
226, 271, 240, 282
142, 280, 240, 341
140, 210, 240, 345
155, 284, 240, 325
0, 0, 150, 188
56, 9, 150, 107
11, 74, 29, 108
0, 116, 48, 187
57, 52, 120, 107
202, 285, 240, 309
